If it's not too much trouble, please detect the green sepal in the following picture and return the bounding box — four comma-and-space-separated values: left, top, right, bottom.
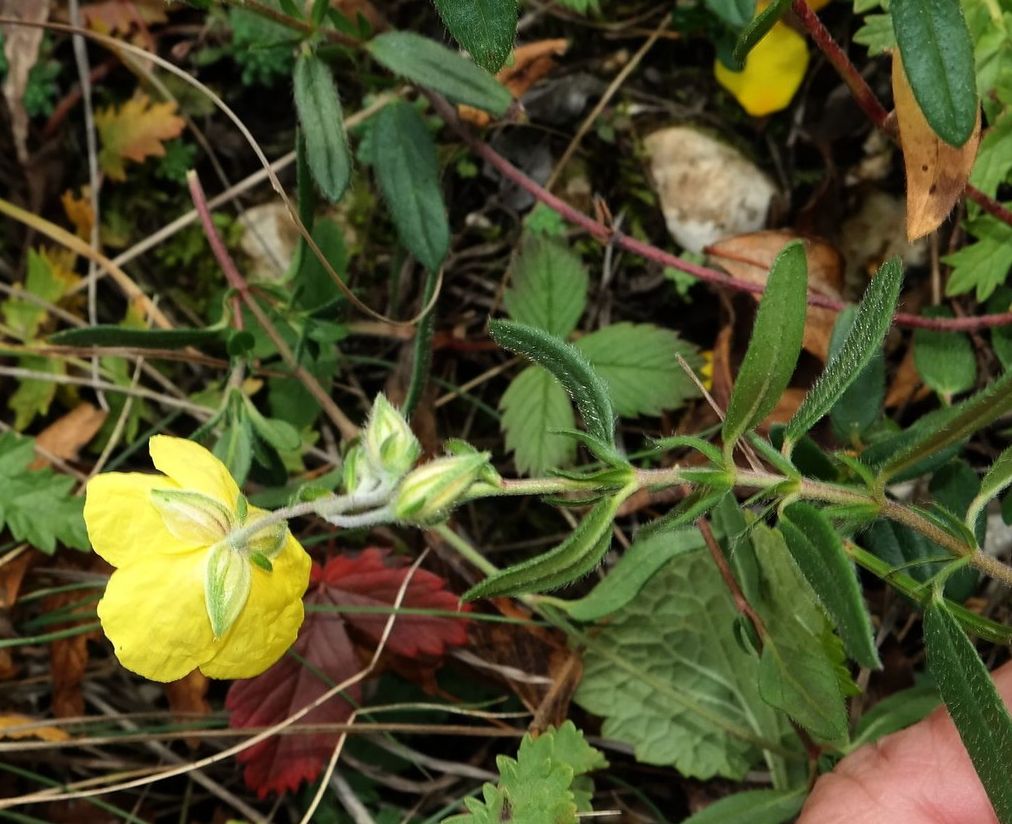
150, 488, 233, 545
204, 543, 252, 639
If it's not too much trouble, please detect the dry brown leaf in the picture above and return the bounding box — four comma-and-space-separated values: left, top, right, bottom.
95, 92, 185, 181
0, 713, 70, 742
44, 585, 100, 719
0, 549, 35, 609
0, 0, 51, 164
80, 0, 166, 36
459, 39, 568, 126
165, 670, 210, 749
708, 230, 844, 361
30, 403, 107, 470
892, 53, 981, 241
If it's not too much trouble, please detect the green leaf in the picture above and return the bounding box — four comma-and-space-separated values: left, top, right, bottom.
785, 257, 902, 449
854, 12, 896, 54
730, 0, 791, 70
879, 365, 1012, 482
943, 215, 1012, 301
779, 503, 880, 670
561, 527, 706, 622
890, 0, 978, 146
48, 325, 228, 349
500, 365, 576, 475
490, 319, 615, 446
752, 525, 850, 744
293, 53, 352, 202
372, 101, 449, 272
293, 217, 348, 310
8, 355, 63, 431
432, 0, 518, 73
723, 241, 808, 454
367, 32, 512, 115
913, 308, 977, 396
704, 0, 754, 28
923, 598, 1012, 822
0, 432, 88, 554
444, 722, 607, 824
850, 683, 940, 750
243, 396, 302, 453
987, 287, 1012, 369
575, 323, 701, 418
680, 788, 806, 824
2, 250, 68, 340
504, 235, 588, 338
214, 403, 254, 486
574, 543, 793, 781
967, 443, 1012, 527
464, 490, 632, 599
827, 307, 885, 443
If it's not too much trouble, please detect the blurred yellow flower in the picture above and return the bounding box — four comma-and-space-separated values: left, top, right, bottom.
85, 436, 311, 682
714, 0, 829, 116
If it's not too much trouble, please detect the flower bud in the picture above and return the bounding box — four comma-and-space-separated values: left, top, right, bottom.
394, 452, 491, 523
342, 444, 382, 495
363, 394, 421, 479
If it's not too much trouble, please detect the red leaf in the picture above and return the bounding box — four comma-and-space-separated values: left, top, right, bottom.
226, 548, 470, 797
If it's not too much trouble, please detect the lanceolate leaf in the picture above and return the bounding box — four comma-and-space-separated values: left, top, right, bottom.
464, 490, 632, 599
372, 102, 449, 272
681, 788, 806, 824
723, 241, 807, 455
432, 0, 519, 73
730, 0, 791, 70
923, 598, 1012, 822
784, 257, 902, 449
889, 0, 978, 147
828, 307, 885, 443
880, 367, 1012, 482
779, 503, 881, 670
490, 319, 615, 446
48, 325, 228, 349
367, 32, 512, 115
967, 444, 1012, 528
293, 53, 352, 203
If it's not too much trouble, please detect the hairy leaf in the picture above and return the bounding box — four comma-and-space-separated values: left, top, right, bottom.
367, 32, 512, 114
504, 235, 588, 338
575, 323, 701, 418
890, 0, 978, 147
723, 241, 807, 453
293, 53, 352, 203
967, 444, 1012, 527
227, 549, 469, 797
490, 320, 615, 445
372, 101, 449, 272
779, 503, 880, 670
681, 788, 806, 824
827, 307, 885, 443
785, 257, 902, 449
923, 598, 1012, 822
432, 0, 518, 73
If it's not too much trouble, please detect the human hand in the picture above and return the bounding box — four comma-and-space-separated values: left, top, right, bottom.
797, 661, 1012, 824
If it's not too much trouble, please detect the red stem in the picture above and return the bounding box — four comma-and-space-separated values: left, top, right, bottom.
426, 93, 1012, 332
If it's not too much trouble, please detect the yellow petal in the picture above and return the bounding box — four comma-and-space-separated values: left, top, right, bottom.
714, 22, 809, 116
98, 550, 215, 682
200, 534, 311, 679
149, 435, 240, 508
85, 472, 197, 568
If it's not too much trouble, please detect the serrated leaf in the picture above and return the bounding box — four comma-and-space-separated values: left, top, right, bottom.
574, 544, 792, 780
432, 0, 518, 73
0, 432, 88, 554
293, 53, 352, 203
444, 722, 606, 824
681, 788, 806, 824
95, 92, 185, 181
943, 216, 1012, 301
923, 598, 1012, 822
504, 235, 588, 338
367, 32, 512, 115
779, 503, 880, 670
372, 101, 449, 272
879, 365, 1012, 482
913, 308, 977, 397
490, 319, 615, 445
785, 257, 902, 449
752, 525, 849, 744
561, 527, 706, 622
500, 366, 576, 475
575, 323, 701, 418
723, 241, 807, 454
889, 0, 978, 147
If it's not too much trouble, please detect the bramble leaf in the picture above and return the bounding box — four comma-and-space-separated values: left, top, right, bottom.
432, 0, 518, 73
95, 92, 185, 181
500, 365, 576, 476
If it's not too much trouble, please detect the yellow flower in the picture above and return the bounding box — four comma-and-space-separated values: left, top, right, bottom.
715, 21, 810, 116
85, 436, 311, 682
